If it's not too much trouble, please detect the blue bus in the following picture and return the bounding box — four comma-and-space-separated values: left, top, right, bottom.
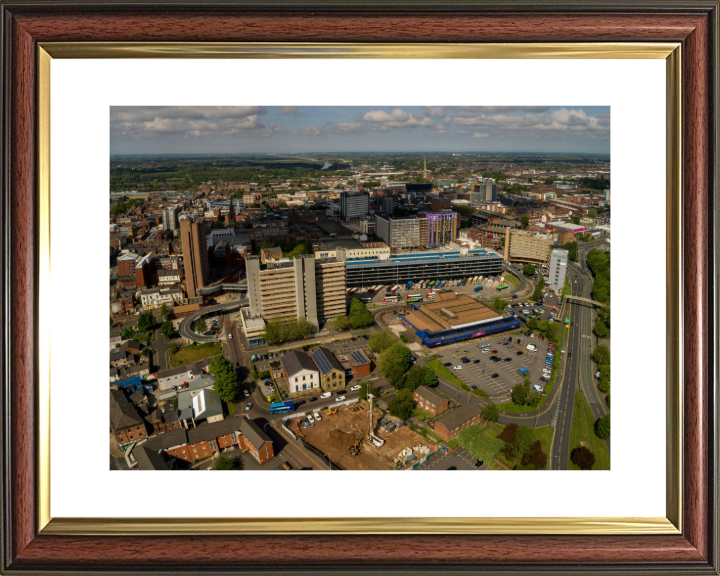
405, 281, 413, 290
270, 401, 295, 415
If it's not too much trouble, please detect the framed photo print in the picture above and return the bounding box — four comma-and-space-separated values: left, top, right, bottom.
1, 1, 717, 574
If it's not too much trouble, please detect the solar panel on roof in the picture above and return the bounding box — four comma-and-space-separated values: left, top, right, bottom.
312, 349, 333, 375
350, 351, 367, 364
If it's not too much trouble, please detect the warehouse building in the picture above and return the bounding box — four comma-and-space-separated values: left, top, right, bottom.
400, 292, 521, 348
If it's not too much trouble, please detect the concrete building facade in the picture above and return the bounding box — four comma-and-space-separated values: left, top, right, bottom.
340, 191, 370, 222
547, 248, 569, 290
162, 206, 180, 233
503, 229, 554, 266
180, 218, 210, 299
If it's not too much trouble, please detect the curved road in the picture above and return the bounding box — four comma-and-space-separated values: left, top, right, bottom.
178, 300, 246, 342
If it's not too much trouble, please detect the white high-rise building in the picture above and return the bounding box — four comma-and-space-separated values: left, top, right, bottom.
547, 248, 569, 290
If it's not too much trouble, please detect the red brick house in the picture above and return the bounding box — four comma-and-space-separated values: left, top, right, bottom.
135, 416, 275, 469
110, 388, 148, 445
413, 385, 450, 417
433, 404, 483, 441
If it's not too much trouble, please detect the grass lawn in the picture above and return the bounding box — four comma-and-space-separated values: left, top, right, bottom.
505, 274, 520, 287
227, 401, 236, 417
534, 425, 554, 464
170, 342, 223, 367
568, 390, 610, 470
412, 406, 433, 420
497, 401, 539, 414
412, 425, 459, 449
562, 276, 572, 297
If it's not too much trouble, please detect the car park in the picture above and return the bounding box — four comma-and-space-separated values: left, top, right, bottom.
350, 385, 361, 391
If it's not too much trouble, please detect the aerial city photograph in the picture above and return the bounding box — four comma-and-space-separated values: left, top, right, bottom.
109, 106, 611, 472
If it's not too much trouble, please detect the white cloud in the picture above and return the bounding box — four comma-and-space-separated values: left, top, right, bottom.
421, 106, 446, 117
334, 122, 365, 135
297, 125, 329, 137
111, 115, 281, 140
110, 106, 266, 122
471, 132, 490, 139
362, 108, 439, 131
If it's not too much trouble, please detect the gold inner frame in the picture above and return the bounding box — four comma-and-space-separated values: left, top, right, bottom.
36, 42, 682, 536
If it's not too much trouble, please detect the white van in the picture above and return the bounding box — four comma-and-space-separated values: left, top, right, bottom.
320, 392, 332, 399
527, 344, 537, 352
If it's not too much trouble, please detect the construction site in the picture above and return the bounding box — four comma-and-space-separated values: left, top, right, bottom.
292, 402, 436, 471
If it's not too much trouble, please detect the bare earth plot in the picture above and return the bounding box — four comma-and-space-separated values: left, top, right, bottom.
296, 405, 434, 470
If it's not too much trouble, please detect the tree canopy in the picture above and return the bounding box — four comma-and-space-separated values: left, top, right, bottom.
522, 264, 535, 277
261, 316, 313, 344
348, 298, 374, 330
137, 311, 155, 333
571, 446, 596, 470
378, 345, 413, 389
482, 402, 500, 422
594, 414, 610, 439
209, 354, 238, 402
328, 315, 350, 331
213, 454, 244, 470
368, 330, 397, 353
592, 344, 610, 366
160, 303, 170, 320
358, 382, 381, 402
387, 389, 416, 420
160, 320, 175, 338
195, 318, 208, 334
458, 425, 505, 464
401, 365, 438, 392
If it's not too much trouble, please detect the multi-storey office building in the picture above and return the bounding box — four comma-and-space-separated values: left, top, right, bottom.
421, 211, 459, 246
340, 191, 370, 222
547, 248, 569, 290
376, 216, 429, 252
162, 206, 180, 233
503, 229, 554, 266
338, 248, 504, 287
246, 254, 346, 329
179, 218, 210, 299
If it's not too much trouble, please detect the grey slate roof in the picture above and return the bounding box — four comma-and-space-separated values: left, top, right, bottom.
415, 385, 445, 407
239, 417, 272, 450
310, 347, 344, 375
134, 444, 171, 471
435, 403, 482, 431
109, 388, 143, 430
280, 350, 318, 378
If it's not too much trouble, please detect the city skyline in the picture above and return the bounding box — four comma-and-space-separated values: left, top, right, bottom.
110, 106, 611, 155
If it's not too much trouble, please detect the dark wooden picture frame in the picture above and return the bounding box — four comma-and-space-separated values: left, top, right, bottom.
1, 2, 718, 574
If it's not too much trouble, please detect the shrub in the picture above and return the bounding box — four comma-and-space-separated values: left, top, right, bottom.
571, 446, 596, 470
594, 414, 610, 439
417, 414, 426, 422
400, 334, 408, 343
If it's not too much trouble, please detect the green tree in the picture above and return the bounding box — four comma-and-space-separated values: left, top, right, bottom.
368, 330, 397, 353
527, 317, 539, 332
531, 276, 545, 301
213, 454, 244, 470
522, 264, 535, 277
594, 414, 610, 439
593, 318, 609, 339
121, 327, 135, 340
141, 348, 152, 359
160, 320, 175, 338
378, 345, 413, 389
592, 344, 610, 366
387, 389, 416, 420
482, 402, 500, 422
169, 342, 180, 355
328, 315, 350, 331
511, 379, 531, 406
493, 297, 508, 311
137, 311, 155, 333
261, 316, 313, 344
195, 318, 208, 333
564, 241, 578, 262
521, 216, 529, 229
508, 425, 536, 461
160, 303, 170, 320
209, 354, 238, 402
348, 298, 374, 330
401, 365, 438, 392
358, 382, 381, 402
261, 238, 275, 249
588, 208, 597, 219
571, 215, 581, 225
458, 425, 505, 463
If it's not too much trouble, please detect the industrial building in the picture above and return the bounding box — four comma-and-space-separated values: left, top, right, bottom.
400, 292, 521, 348
246, 254, 346, 329
339, 248, 503, 287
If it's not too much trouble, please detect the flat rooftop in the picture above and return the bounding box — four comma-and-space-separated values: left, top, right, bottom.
403, 292, 503, 333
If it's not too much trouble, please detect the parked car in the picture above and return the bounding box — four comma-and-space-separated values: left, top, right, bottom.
470, 385, 479, 390
243, 389, 250, 397
491, 350, 498, 354
245, 403, 253, 411
314, 412, 322, 421
454, 366, 463, 370
491, 373, 499, 379
350, 385, 361, 391
539, 377, 549, 383
337, 390, 347, 395
516, 351, 524, 356
320, 392, 332, 399
504, 358, 512, 363
336, 396, 346, 402
444, 362, 453, 367
473, 360, 481, 364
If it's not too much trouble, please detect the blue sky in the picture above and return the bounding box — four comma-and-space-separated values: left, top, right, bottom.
110, 106, 610, 155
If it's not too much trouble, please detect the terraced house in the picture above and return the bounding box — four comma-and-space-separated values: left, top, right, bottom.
310, 347, 346, 391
